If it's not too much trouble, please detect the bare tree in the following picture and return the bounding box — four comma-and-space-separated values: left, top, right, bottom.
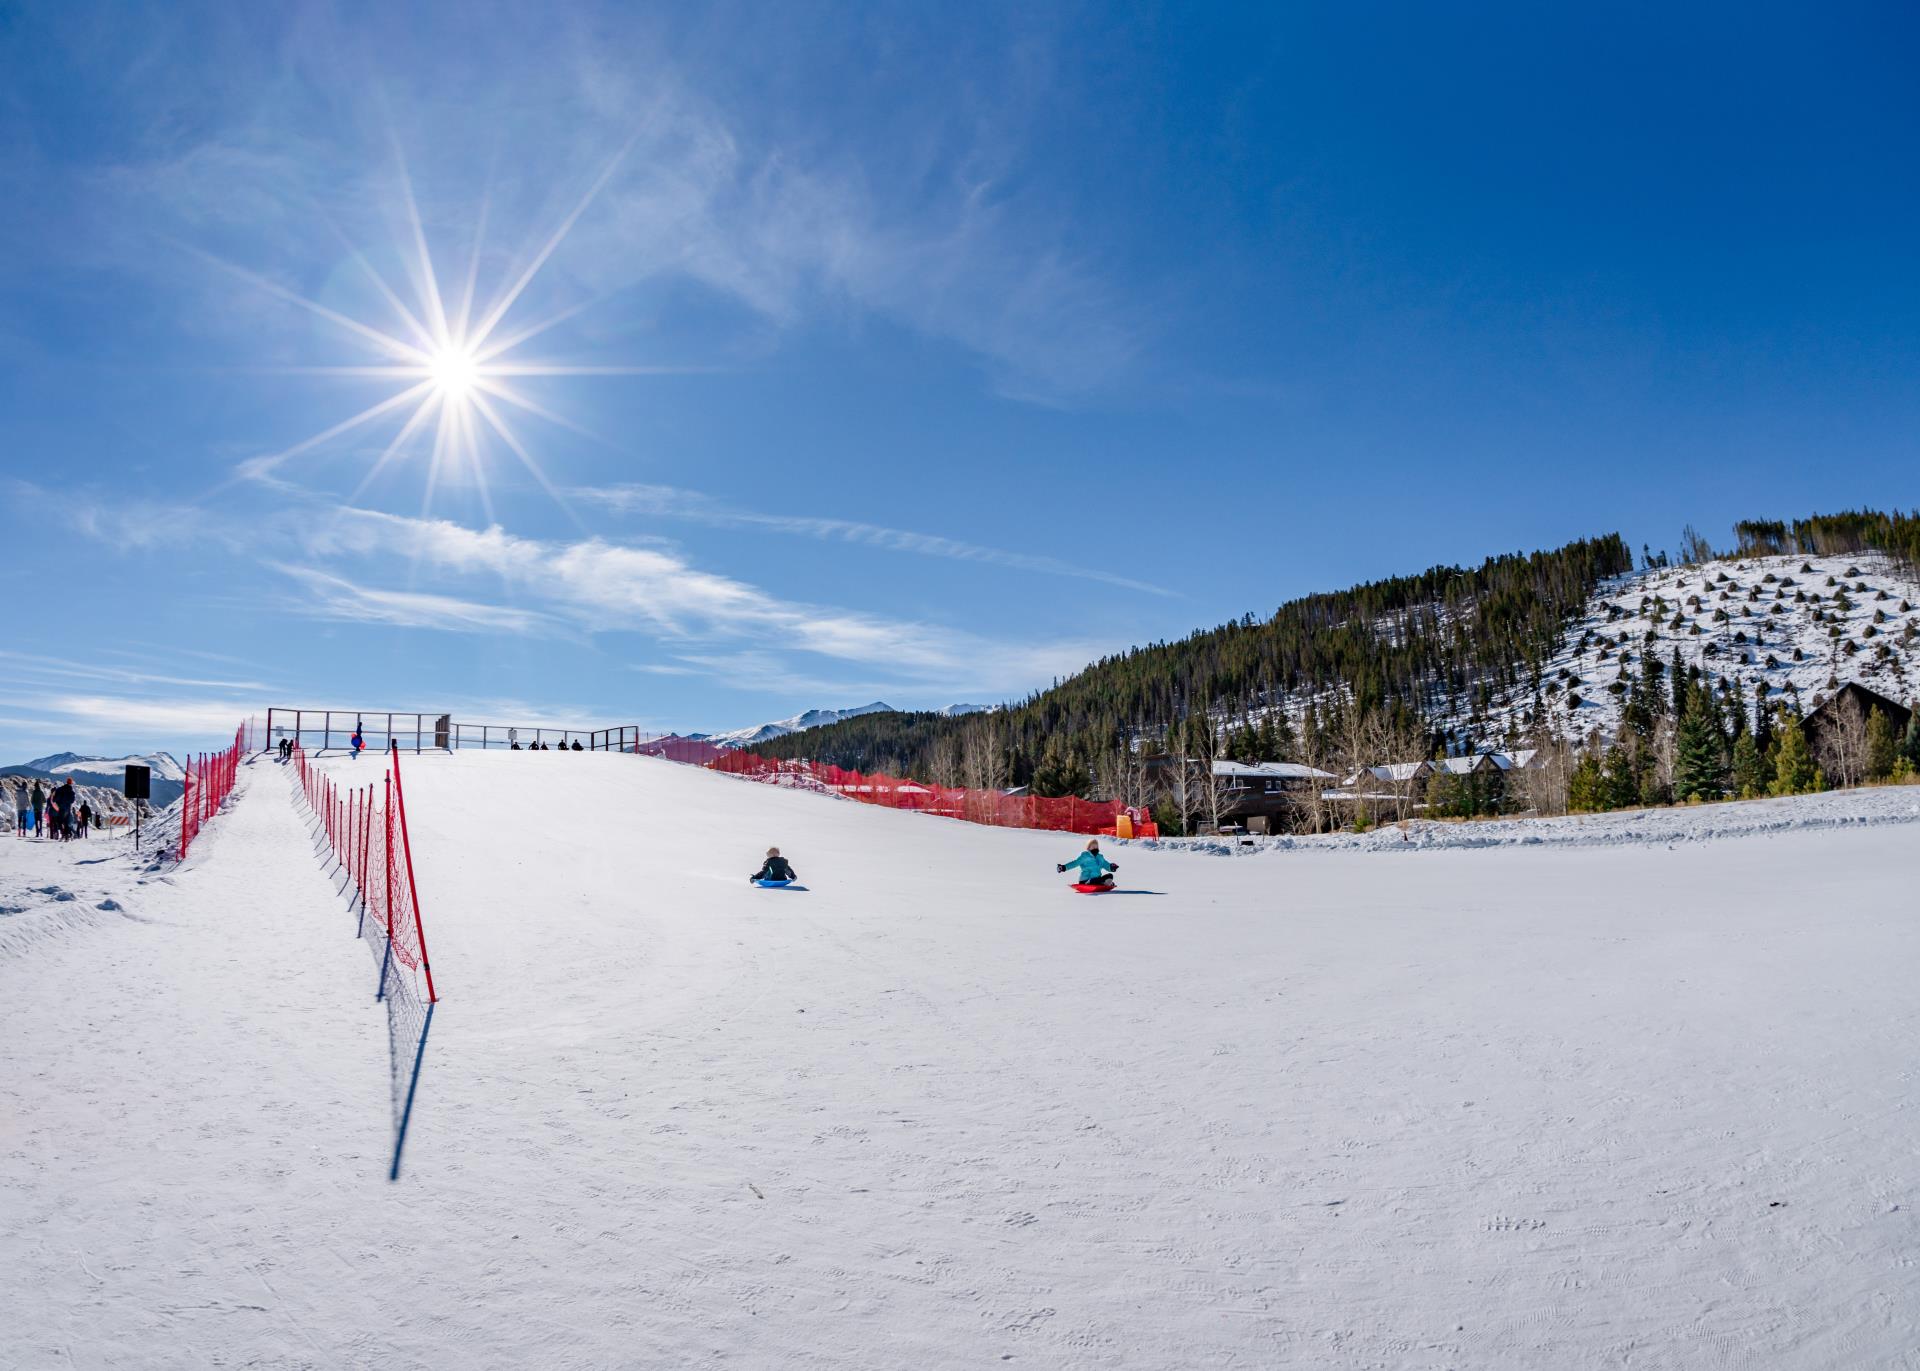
1096, 725, 1157, 813
1160, 742, 1206, 837
1814, 693, 1872, 789
959, 713, 1009, 792
1364, 712, 1427, 823
1290, 720, 1338, 835
1158, 714, 1236, 836
1512, 732, 1574, 816
1201, 736, 1242, 835
927, 732, 964, 788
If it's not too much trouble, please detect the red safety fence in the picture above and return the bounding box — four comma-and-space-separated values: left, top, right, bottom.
704, 749, 1159, 838
290, 739, 437, 1003
179, 721, 252, 859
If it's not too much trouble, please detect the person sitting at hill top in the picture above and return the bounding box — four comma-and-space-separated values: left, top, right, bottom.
750, 848, 797, 884
1058, 839, 1117, 887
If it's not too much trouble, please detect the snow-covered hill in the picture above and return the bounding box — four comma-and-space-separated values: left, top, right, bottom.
5, 752, 1918, 1367
1453, 551, 1920, 747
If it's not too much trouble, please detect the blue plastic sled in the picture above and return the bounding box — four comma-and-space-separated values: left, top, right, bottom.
755, 879, 807, 890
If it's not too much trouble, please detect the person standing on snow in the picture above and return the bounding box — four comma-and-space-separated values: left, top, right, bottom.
1057, 839, 1118, 888
350, 724, 365, 758
750, 848, 798, 883
49, 778, 74, 841
29, 780, 45, 837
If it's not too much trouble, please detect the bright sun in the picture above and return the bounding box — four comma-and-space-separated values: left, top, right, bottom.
230, 139, 671, 514
428, 343, 480, 397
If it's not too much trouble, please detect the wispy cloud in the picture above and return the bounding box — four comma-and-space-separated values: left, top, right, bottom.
270, 562, 558, 636
572, 483, 1171, 595
0, 650, 273, 695
299, 507, 1099, 693
71, 14, 1142, 405
0, 694, 263, 757
8, 480, 250, 554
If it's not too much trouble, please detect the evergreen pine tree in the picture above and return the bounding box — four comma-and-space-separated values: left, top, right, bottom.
1249, 714, 1271, 762
1567, 752, 1604, 812
1622, 666, 1653, 739
1865, 708, 1896, 781
1901, 709, 1920, 772
1426, 754, 1459, 818
1603, 747, 1638, 810
1669, 647, 1687, 717
1730, 731, 1765, 798
1769, 715, 1820, 796
1673, 688, 1726, 801
1272, 710, 1298, 760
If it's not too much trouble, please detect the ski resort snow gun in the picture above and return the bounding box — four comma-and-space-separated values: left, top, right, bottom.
178, 721, 251, 860
704, 749, 1158, 838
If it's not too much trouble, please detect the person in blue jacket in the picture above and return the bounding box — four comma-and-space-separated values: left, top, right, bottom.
1057, 839, 1117, 887
350, 724, 365, 758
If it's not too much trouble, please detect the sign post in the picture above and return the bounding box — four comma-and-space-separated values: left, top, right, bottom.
124, 763, 151, 851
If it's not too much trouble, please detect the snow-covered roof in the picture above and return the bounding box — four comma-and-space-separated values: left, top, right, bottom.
1368, 760, 1431, 782
1433, 754, 1497, 775
1213, 760, 1338, 781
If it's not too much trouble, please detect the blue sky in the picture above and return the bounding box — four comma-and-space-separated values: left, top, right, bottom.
2, 2, 1917, 760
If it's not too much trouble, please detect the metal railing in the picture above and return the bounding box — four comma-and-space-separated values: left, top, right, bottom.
265, 708, 654, 755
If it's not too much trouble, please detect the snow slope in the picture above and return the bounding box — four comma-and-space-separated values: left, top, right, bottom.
1460, 551, 1920, 746
5, 752, 1918, 1368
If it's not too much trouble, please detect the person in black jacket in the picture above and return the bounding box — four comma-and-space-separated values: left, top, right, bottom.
49, 778, 75, 841
750, 848, 797, 883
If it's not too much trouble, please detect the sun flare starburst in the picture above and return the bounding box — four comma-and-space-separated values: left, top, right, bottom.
427, 343, 482, 399
224, 143, 671, 517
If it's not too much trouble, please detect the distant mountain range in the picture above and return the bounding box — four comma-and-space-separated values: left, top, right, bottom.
695, 702, 990, 750
2, 751, 187, 806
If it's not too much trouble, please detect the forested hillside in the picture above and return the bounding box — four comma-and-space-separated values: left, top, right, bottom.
759, 532, 1633, 790
756, 510, 1920, 818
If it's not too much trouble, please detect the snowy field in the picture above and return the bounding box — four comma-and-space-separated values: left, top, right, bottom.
4, 750, 1918, 1369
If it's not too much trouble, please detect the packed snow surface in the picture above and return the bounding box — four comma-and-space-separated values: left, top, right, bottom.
5, 752, 1918, 1369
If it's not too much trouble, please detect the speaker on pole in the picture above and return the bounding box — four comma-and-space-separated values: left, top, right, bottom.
125, 764, 150, 849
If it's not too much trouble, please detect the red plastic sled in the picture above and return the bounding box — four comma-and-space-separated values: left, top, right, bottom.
1071, 882, 1115, 894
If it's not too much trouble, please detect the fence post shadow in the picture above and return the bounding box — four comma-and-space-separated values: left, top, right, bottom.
388, 999, 434, 1182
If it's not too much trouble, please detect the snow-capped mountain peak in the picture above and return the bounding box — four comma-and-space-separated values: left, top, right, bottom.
698, 701, 995, 749
21, 751, 186, 782
702, 702, 897, 749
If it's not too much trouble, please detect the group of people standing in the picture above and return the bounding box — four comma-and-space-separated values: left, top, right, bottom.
10, 777, 95, 840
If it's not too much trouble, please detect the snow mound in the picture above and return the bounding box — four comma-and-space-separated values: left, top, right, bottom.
1154, 783, 1920, 854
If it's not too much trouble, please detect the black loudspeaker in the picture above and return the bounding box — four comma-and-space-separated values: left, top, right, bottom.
124, 764, 151, 800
